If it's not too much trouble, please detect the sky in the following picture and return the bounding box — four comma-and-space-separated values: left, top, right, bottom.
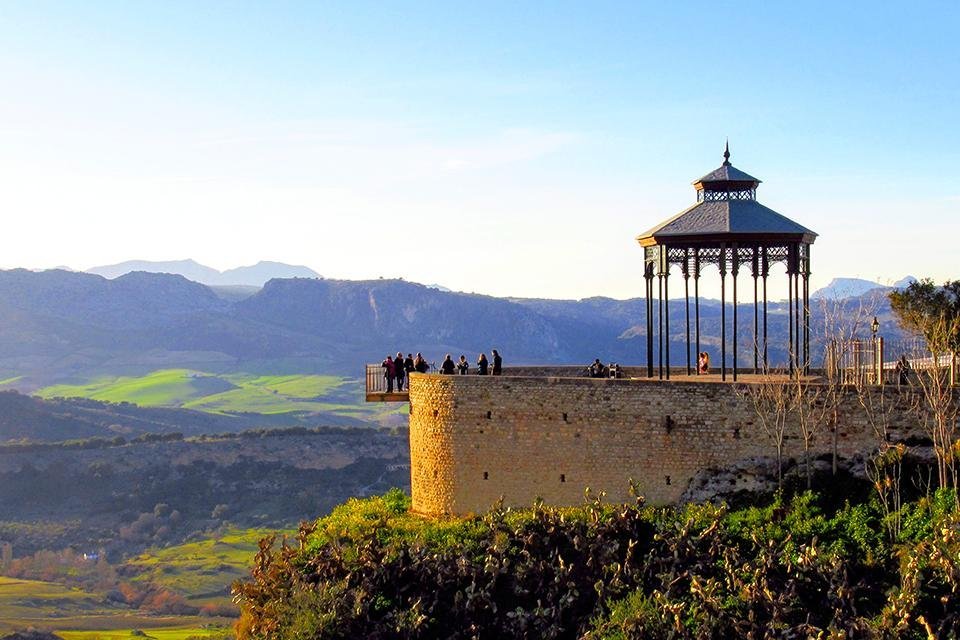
0, 1, 957, 301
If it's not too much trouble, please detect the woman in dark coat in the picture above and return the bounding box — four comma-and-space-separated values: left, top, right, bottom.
382, 355, 395, 392
491, 349, 502, 375
477, 353, 488, 375
441, 354, 456, 374
394, 351, 406, 391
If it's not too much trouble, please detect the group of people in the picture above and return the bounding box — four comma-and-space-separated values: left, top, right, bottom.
587, 359, 622, 378
380, 352, 430, 392
382, 349, 503, 391
439, 350, 502, 375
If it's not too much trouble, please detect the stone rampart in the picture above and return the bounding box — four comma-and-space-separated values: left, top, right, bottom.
407, 373, 927, 516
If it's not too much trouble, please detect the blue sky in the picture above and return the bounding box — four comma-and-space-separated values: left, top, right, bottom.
0, 1, 957, 299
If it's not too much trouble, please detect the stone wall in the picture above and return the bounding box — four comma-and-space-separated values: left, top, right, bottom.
407, 373, 928, 516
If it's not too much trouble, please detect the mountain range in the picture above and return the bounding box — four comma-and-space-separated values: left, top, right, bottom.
0, 267, 916, 392
811, 276, 916, 300
85, 259, 320, 287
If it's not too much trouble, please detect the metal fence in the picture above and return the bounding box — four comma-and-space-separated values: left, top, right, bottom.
366, 364, 393, 394
824, 338, 884, 385
825, 337, 956, 385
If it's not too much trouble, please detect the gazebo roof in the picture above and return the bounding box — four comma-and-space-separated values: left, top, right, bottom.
637, 145, 817, 247
637, 200, 817, 245
694, 163, 760, 185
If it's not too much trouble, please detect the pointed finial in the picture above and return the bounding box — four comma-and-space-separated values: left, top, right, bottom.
722, 139, 731, 166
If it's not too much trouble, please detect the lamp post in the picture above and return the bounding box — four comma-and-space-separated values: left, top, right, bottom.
871, 316, 882, 384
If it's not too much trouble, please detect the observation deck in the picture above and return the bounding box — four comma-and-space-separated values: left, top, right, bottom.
364, 364, 833, 402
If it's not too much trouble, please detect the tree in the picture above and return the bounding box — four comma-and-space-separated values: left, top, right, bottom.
889, 279, 960, 369
742, 374, 791, 490
818, 294, 882, 475
889, 279, 960, 497
789, 377, 829, 490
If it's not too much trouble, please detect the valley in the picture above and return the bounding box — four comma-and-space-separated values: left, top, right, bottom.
0, 267, 921, 638
33, 369, 404, 426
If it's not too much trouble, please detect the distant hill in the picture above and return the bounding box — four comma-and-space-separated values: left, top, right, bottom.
209, 284, 261, 301
86, 259, 320, 287
811, 275, 917, 300
0, 425, 407, 557
0, 268, 915, 390
811, 277, 882, 300
219, 260, 321, 286
0, 390, 319, 442
87, 259, 222, 283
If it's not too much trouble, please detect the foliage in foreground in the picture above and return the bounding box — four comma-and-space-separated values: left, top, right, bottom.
233, 488, 960, 639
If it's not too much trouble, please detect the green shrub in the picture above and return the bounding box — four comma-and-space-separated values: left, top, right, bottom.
234, 489, 960, 639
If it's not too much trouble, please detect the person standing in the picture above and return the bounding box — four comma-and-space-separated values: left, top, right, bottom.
381, 355, 395, 393
491, 349, 502, 376
404, 354, 415, 378
457, 355, 469, 375
896, 354, 911, 386
698, 352, 710, 374
415, 352, 429, 373
441, 354, 456, 374
395, 351, 406, 391
477, 353, 488, 375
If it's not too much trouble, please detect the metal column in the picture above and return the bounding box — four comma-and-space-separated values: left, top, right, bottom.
720, 244, 727, 381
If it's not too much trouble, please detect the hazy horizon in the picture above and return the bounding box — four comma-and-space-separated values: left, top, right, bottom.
1, 256, 913, 304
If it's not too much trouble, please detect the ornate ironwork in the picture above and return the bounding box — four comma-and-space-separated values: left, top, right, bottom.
698, 189, 756, 202
641, 148, 816, 380
765, 245, 790, 264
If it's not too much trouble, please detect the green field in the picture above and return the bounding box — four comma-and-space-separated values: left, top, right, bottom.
0, 530, 254, 635
38, 370, 237, 407
0, 576, 109, 626
125, 528, 280, 604
57, 625, 231, 639
0, 576, 221, 635
34, 369, 405, 423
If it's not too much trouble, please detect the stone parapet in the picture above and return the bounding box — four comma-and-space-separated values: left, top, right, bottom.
407, 373, 928, 516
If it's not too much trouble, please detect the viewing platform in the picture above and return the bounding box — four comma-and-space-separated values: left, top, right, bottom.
364, 356, 952, 401
365, 364, 825, 402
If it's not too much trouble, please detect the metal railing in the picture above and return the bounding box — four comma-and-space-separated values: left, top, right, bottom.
366, 364, 402, 395
825, 338, 884, 385
825, 337, 957, 386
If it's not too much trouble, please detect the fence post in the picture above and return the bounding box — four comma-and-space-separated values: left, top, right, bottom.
876, 336, 884, 386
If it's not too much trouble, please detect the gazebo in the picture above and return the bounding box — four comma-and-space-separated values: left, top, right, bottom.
637, 144, 818, 380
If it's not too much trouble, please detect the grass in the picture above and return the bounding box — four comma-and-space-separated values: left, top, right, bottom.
125, 528, 281, 603
34, 368, 408, 425
0, 531, 259, 634
0, 577, 204, 634
37, 370, 351, 415
0, 376, 22, 387
0, 576, 106, 620
56, 625, 231, 639
37, 370, 236, 407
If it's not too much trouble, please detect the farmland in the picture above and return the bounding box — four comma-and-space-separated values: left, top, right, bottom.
35, 369, 406, 425
0, 528, 274, 636
125, 528, 283, 606
0, 576, 229, 636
